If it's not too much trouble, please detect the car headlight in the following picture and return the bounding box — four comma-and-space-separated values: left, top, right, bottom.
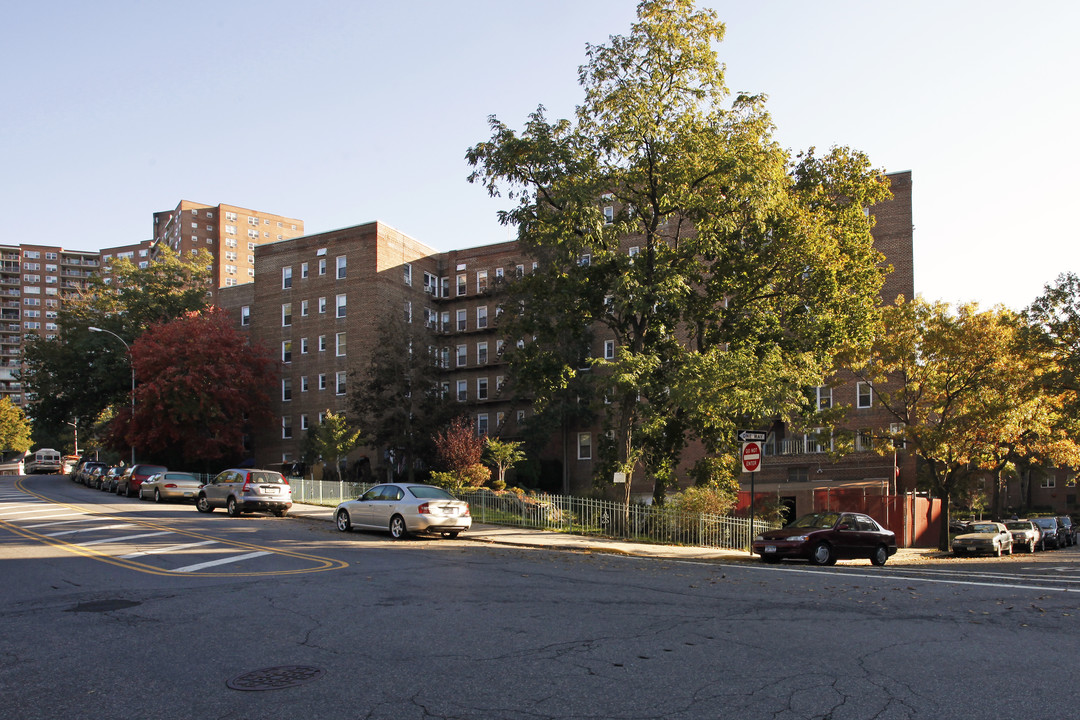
784, 535, 809, 542
754, 535, 764, 541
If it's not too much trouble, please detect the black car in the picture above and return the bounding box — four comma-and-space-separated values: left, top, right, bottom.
1032, 517, 1064, 549
1057, 516, 1076, 546
752, 511, 898, 566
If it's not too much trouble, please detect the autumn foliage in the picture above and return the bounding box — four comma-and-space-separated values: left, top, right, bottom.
107, 307, 278, 468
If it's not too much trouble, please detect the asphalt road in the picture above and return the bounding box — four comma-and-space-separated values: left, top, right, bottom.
3, 474, 1080, 720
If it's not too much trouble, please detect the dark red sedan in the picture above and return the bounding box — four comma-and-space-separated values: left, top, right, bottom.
752, 511, 898, 566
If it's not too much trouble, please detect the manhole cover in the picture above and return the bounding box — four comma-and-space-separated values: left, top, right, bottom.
67, 599, 142, 613
226, 666, 326, 691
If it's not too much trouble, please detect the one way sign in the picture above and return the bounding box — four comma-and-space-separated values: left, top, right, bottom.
737, 429, 767, 442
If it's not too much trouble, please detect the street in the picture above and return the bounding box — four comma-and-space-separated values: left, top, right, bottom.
2, 474, 1080, 719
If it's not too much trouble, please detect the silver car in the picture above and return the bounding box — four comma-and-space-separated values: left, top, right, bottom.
195, 468, 292, 517
139, 472, 202, 503
335, 483, 472, 539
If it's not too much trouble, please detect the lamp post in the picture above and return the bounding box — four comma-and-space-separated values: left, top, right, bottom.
65, 419, 78, 457
88, 326, 135, 465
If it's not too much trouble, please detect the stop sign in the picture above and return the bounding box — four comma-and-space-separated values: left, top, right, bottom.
741, 441, 762, 473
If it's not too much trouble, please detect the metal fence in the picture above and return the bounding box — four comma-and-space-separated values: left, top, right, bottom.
289, 479, 779, 551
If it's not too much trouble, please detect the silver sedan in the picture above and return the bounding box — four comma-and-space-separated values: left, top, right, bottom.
335, 483, 472, 539
139, 472, 202, 503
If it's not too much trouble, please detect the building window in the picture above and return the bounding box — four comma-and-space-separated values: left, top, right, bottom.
456, 345, 467, 367
603, 206, 614, 224
301, 376, 309, 392
336, 294, 346, 318
856, 428, 873, 452
477, 342, 488, 365
240, 306, 250, 326
404, 263, 412, 286
788, 467, 809, 483
476, 306, 488, 329
517, 410, 526, 423
604, 340, 615, 360
477, 377, 488, 400
496, 375, 505, 392
336, 255, 346, 279
318, 335, 327, 352
336, 332, 346, 357
281, 303, 292, 327
318, 297, 327, 314
282, 267, 292, 289
857, 382, 872, 409
282, 378, 292, 401
476, 270, 488, 293
301, 414, 309, 431
282, 340, 292, 363
457, 274, 467, 296
477, 413, 489, 437
301, 337, 309, 354
404, 301, 412, 323
816, 386, 832, 411
282, 416, 292, 439
301, 262, 309, 279
318, 258, 326, 276
336, 371, 347, 395
300, 299, 309, 317
457, 309, 467, 332
1041, 475, 1056, 489
577, 433, 592, 460
457, 380, 467, 402
319, 374, 327, 391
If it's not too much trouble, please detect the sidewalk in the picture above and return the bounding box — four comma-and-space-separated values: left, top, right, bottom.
287, 501, 940, 564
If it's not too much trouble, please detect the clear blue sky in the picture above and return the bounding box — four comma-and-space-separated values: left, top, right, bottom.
2, 1, 1077, 311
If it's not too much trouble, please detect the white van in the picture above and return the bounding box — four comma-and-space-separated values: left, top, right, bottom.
27, 448, 62, 474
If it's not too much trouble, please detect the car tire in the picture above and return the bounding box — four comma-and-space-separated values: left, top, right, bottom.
335, 509, 352, 532
389, 514, 407, 540
995, 543, 1002, 557
195, 494, 214, 513
154, 489, 163, 503
227, 497, 242, 517
808, 542, 833, 566
442, 531, 460, 539
870, 545, 889, 566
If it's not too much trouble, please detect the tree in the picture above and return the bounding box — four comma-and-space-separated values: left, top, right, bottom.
467, 0, 890, 504
484, 437, 526, 489
1028, 272, 1080, 407
107, 307, 277, 470
22, 247, 213, 446
350, 314, 453, 482
309, 411, 365, 481
0, 397, 32, 454
846, 298, 1079, 549
432, 417, 491, 494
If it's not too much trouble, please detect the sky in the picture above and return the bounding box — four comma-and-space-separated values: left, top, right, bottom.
2, 1, 1077, 311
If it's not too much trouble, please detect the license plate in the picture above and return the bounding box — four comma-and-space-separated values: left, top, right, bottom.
445, 507, 458, 516
764, 546, 776, 553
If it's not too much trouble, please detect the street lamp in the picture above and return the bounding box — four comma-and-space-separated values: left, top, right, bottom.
65, 419, 78, 457
88, 326, 135, 465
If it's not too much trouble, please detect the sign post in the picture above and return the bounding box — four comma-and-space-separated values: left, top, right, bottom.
738, 431, 766, 552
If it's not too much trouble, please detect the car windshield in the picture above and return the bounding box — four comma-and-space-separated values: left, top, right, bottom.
1034, 519, 1056, 528
249, 471, 286, 484
1005, 522, 1031, 530
788, 513, 840, 529
970, 524, 998, 533
166, 473, 198, 481
408, 486, 456, 500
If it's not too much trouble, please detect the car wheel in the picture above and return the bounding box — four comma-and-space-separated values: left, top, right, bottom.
227, 497, 242, 517
124, 484, 134, 498
995, 543, 1002, 557
195, 494, 214, 513
808, 542, 833, 566
154, 489, 163, 503
335, 510, 352, 532
870, 545, 889, 566
389, 514, 407, 540
1029, 540, 1035, 553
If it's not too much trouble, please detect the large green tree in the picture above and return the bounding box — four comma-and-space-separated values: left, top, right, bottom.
350, 314, 455, 482
22, 247, 212, 447
0, 397, 33, 455
466, 0, 890, 503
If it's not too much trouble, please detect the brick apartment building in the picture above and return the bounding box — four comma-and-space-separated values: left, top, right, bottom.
218, 171, 925, 504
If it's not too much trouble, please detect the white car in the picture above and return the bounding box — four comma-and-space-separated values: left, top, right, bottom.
952, 521, 1013, 557
335, 483, 472, 539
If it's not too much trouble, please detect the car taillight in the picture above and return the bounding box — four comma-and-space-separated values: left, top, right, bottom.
463, 504, 471, 516
242, 482, 252, 493
164, 484, 177, 489
417, 502, 430, 515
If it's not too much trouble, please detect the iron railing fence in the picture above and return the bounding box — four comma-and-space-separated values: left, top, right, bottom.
288, 479, 780, 551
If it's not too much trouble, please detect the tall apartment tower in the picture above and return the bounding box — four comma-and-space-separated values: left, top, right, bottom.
0, 244, 101, 407
152, 201, 304, 291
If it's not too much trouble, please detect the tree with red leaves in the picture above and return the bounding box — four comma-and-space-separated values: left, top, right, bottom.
430, 417, 491, 494
107, 307, 278, 470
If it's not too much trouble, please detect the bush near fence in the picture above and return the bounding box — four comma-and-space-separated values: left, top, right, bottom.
287, 479, 779, 551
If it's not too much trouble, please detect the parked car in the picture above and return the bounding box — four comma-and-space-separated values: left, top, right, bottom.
1005, 520, 1042, 553
334, 483, 473, 540
100, 467, 125, 493
1056, 516, 1075, 546
1032, 517, 1064, 549
139, 472, 202, 503
751, 511, 898, 566
87, 465, 108, 489
195, 469, 292, 517
115, 464, 168, 498
77, 461, 107, 486
952, 522, 1013, 556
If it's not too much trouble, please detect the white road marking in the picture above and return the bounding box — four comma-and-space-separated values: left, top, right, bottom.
44, 524, 133, 537
120, 540, 218, 559
15, 517, 90, 528
80, 531, 172, 547
172, 551, 271, 573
